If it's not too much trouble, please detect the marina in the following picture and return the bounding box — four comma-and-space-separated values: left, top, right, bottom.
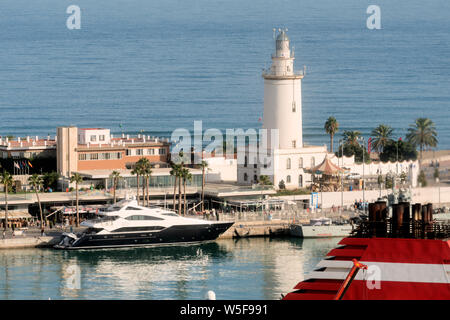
1, 0, 449, 302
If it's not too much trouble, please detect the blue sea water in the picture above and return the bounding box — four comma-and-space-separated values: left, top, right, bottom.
0, 238, 341, 300
0, 0, 449, 148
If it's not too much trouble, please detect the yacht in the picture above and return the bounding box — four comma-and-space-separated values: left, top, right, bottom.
289, 217, 353, 238
54, 199, 234, 250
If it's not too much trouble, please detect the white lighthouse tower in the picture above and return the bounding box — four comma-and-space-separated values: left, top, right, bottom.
263, 28, 304, 150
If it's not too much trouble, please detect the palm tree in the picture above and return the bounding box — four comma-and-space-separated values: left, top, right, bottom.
371, 124, 394, 153
137, 158, 152, 207
169, 163, 180, 211
199, 160, 209, 212
131, 165, 142, 205
28, 174, 44, 231
406, 118, 438, 161
342, 130, 361, 146
1, 171, 13, 231
70, 173, 83, 227
324, 116, 339, 153
177, 151, 185, 216
109, 171, 122, 204
181, 168, 192, 216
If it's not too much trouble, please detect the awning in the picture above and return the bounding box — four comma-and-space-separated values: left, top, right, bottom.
0, 211, 33, 219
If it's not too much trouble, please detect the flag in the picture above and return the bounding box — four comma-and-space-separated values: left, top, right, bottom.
28, 161, 33, 168
367, 137, 372, 154
14, 162, 20, 169
398, 137, 402, 142
258, 117, 262, 122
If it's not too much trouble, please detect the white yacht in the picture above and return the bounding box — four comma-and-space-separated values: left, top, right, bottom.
54, 199, 234, 250
289, 217, 353, 238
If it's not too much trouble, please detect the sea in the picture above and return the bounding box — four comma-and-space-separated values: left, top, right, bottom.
0, 0, 449, 149
0, 0, 449, 300
0, 238, 340, 300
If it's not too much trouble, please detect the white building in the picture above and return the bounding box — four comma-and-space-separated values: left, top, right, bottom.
238, 29, 330, 189
237, 29, 421, 190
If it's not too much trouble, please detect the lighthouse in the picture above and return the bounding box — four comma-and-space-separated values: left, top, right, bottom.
262, 28, 304, 150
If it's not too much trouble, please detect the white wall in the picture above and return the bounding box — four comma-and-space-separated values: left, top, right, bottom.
205, 157, 237, 183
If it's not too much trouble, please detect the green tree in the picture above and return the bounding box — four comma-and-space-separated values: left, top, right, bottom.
181, 168, 192, 216
417, 170, 427, 187
371, 124, 394, 153
324, 116, 339, 153
28, 174, 45, 231
336, 143, 370, 163
1, 171, 13, 230
379, 140, 418, 162
131, 164, 143, 206
258, 175, 272, 186
70, 173, 83, 227
199, 160, 209, 212
109, 171, 122, 204
406, 118, 438, 161
137, 158, 152, 207
42, 171, 60, 191
169, 163, 181, 211
342, 130, 361, 146
434, 167, 439, 180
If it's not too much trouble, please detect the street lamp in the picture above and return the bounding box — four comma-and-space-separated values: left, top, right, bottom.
357, 136, 366, 214
338, 139, 344, 214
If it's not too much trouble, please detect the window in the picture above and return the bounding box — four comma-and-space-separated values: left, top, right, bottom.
147, 149, 155, 155
299, 157, 303, 168
286, 158, 291, 169
99, 135, 105, 142
286, 175, 291, 183
253, 175, 258, 182
244, 156, 248, 167
125, 214, 164, 221
102, 153, 110, 160
292, 140, 296, 148
78, 154, 87, 161
126, 149, 132, 156
244, 173, 248, 181
292, 101, 296, 112
125, 207, 142, 211
298, 175, 303, 187
159, 148, 166, 155
90, 135, 97, 142
112, 226, 165, 232
90, 153, 98, 160
136, 149, 143, 156
162, 213, 179, 217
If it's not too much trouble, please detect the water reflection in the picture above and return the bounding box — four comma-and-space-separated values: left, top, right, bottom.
0, 238, 341, 300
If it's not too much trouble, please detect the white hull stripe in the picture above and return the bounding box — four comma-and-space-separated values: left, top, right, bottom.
307, 260, 450, 284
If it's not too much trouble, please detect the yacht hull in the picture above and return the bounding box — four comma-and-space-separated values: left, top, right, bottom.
54, 222, 234, 250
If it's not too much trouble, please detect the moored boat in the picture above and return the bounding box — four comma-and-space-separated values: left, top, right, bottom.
54, 199, 233, 250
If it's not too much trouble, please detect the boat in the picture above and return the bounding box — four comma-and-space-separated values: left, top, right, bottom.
54, 199, 234, 250
283, 201, 450, 300
289, 217, 353, 238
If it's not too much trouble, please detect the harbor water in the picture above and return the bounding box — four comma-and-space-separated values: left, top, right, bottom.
0, 238, 340, 300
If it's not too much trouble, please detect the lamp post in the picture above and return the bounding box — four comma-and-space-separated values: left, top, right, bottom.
339, 139, 344, 214
357, 136, 366, 214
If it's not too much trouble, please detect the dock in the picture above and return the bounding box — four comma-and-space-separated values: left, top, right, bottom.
0, 236, 60, 249
218, 219, 302, 239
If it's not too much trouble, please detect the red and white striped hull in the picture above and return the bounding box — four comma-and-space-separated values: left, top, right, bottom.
283, 237, 450, 300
